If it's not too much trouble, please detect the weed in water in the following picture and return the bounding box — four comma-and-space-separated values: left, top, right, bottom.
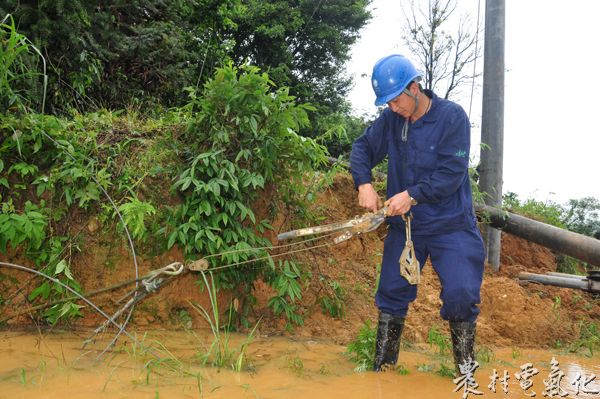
416, 363, 434, 373
19, 368, 26, 386
102, 363, 123, 392
232, 317, 261, 372
189, 272, 235, 368
511, 347, 521, 359
196, 374, 203, 398
397, 364, 410, 375
436, 361, 455, 378
346, 320, 376, 372
569, 321, 600, 357
286, 355, 304, 376
427, 325, 451, 356
476, 346, 495, 364
189, 271, 260, 370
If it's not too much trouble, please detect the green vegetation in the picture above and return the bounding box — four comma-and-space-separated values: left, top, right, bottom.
0, 14, 349, 325
266, 260, 306, 330
476, 345, 495, 364
435, 362, 455, 378
318, 278, 346, 319
286, 355, 305, 376
346, 320, 377, 372
189, 272, 259, 371
568, 321, 600, 357
0, 1, 370, 118
427, 324, 451, 356
502, 191, 600, 273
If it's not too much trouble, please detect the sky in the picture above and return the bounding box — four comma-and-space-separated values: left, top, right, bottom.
347, 0, 600, 204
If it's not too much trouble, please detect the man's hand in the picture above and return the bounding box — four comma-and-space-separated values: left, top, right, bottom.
357, 183, 382, 212
384, 190, 413, 216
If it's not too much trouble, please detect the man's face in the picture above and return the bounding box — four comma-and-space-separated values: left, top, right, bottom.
387, 85, 416, 117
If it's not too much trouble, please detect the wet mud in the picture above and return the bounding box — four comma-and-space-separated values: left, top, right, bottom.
1, 330, 598, 399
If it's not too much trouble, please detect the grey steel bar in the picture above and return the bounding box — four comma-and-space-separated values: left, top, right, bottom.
476, 204, 600, 267
546, 272, 587, 281
518, 272, 588, 291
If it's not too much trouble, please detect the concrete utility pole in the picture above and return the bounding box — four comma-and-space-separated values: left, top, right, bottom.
480, 0, 505, 271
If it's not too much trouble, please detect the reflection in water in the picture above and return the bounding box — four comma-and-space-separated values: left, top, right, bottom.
0, 330, 598, 399
563, 362, 600, 398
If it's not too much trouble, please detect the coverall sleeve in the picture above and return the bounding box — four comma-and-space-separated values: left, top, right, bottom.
349, 114, 389, 189
407, 109, 470, 203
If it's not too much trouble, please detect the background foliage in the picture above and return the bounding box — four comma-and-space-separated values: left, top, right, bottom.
0, 0, 371, 118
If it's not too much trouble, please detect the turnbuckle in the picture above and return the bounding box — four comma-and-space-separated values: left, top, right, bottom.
277, 206, 388, 244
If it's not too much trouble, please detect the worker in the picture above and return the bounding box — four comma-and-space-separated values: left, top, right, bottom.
350, 54, 486, 372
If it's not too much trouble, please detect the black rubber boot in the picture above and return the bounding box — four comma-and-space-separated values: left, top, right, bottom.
449, 321, 477, 374
373, 312, 405, 371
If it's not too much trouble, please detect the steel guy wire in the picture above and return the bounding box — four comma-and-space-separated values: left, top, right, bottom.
0, 262, 139, 344
208, 240, 335, 272
201, 230, 340, 260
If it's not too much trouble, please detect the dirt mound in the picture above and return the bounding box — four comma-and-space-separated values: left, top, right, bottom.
498, 233, 557, 277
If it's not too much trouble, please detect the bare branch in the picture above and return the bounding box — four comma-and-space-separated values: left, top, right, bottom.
400, 0, 481, 99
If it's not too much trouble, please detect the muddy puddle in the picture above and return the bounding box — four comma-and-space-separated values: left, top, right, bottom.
0, 330, 598, 399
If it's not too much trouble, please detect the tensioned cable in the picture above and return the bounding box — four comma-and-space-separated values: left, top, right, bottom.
194, 30, 213, 93
0, 262, 138, 344
209, 240, 335, 272
295, 0, 326, 42
201, 230, 339, 260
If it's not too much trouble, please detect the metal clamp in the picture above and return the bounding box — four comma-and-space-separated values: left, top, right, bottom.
399, 213, 420, 285
277, 207, 388, 244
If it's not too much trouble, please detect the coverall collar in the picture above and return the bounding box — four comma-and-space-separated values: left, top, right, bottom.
413, 89, 438, 125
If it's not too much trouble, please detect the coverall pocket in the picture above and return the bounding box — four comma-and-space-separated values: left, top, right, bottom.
413, 149, 437, 172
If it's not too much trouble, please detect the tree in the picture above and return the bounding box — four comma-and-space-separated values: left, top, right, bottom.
1, 0, 371, 118
401, 0, 480, 99
562, 197, 600, 238
229, 0, 372, 123
0, 0, 240, 112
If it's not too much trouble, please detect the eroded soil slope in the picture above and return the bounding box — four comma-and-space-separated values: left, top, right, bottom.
2, 174, 598, 350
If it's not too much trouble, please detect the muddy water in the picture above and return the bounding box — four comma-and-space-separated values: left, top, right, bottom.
0, 330, 598, 399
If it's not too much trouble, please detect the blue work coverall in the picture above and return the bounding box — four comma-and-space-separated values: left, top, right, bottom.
350, 90, 485, 322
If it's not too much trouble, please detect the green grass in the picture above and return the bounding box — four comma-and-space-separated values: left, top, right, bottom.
189, 271, 260, 371
436, 362, 455, 378
568, 321, 600, 357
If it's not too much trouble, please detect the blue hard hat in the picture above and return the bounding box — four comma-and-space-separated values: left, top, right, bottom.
371, 54, 422, 106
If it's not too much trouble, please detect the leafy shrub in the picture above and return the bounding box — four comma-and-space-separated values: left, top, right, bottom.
266, 260, 304, 330
502, 192, 565, 228
166, 63, 328, 302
